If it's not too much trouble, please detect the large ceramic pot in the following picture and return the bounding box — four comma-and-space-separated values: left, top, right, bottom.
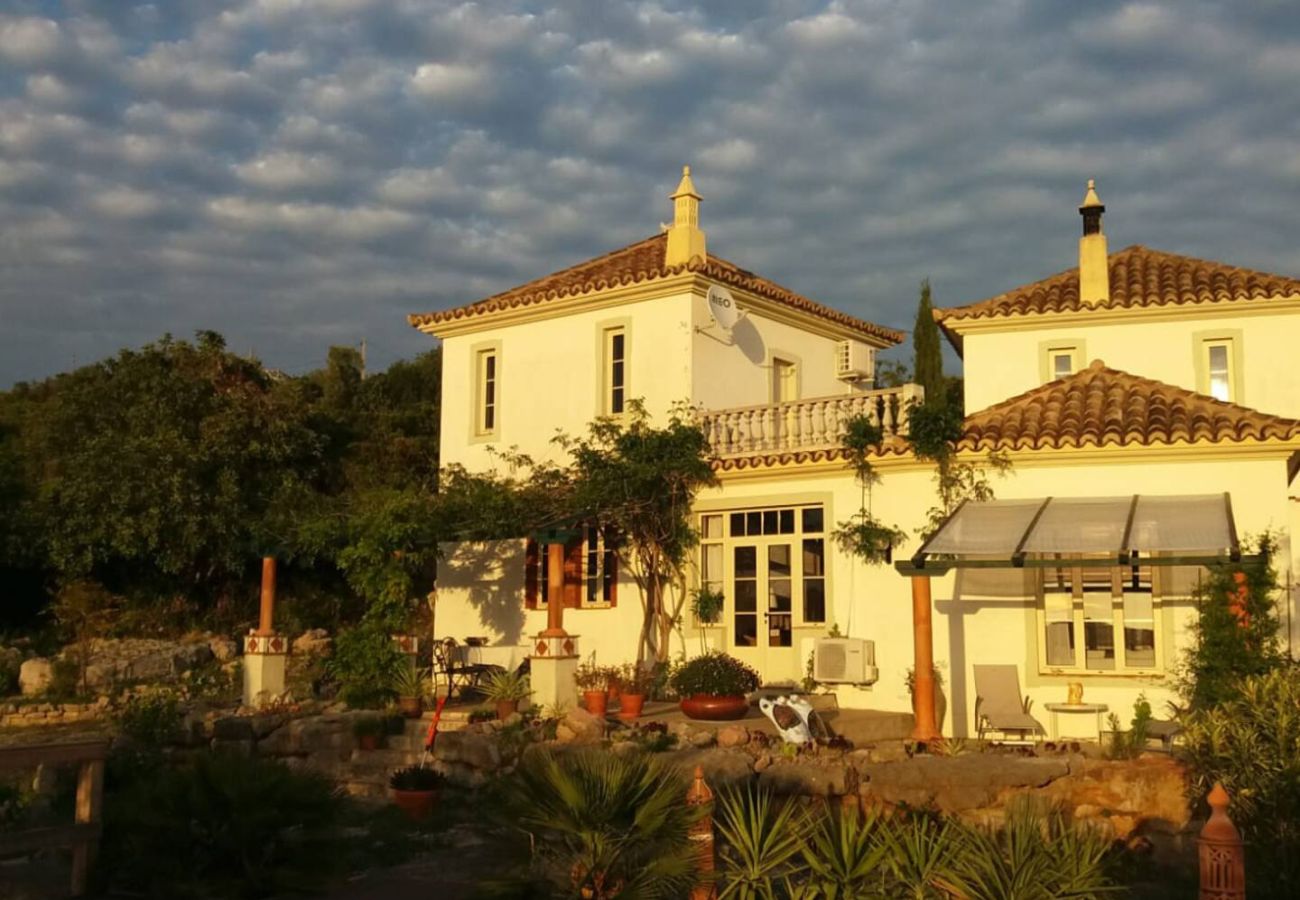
392, 788, 438, 822
618, 692, 646, 721
496, 698, 520, 720
681, 693, 748, 721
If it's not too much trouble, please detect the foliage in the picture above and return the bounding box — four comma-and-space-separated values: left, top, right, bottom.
691, 585, 725, 625
714, 786, 810, 899
1104, 694, 1153, 761
327, 620, 406, 708
908, 400, 1011, 540
833, 415, 906, 565
575, 661, 611, 691
1177, 534, 1283, 709
482, 668, 532, 702
619, 662, 656, 695
498, 749, 700, 899
388, 764, 445, 792
389, 664, 430, 700
799, 805, 891, 898
912, 279, 946, 406
671, 652, 760, 698
103, 751, 345, 898
47, 655, 82, 700
879, 810, 958, 898
50, 579, 119, 694
117, 686, 183, 747
1180, 664, 1300, 896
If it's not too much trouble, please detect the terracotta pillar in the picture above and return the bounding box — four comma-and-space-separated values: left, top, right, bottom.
910, 574, 940, 743
257, 557, 276, 635
542, 541, 567, 637
1198, 782, 1246, 900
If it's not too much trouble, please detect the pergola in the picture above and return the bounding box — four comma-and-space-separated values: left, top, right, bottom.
892, 493, 1260, 742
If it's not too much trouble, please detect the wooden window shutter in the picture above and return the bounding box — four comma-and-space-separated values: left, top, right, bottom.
524, 540, 539, 608
563, 538, 583, 609
606, 547, 618, 607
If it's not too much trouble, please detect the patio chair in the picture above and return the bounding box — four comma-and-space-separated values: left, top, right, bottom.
973, 664, 1045, 744
432, 637, 496, 700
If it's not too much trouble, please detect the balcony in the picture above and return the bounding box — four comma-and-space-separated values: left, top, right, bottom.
699, 384, 925, 458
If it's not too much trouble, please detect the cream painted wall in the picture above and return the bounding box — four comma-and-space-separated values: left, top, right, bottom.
961, 310, 1300, 415
439, 291, 694, 470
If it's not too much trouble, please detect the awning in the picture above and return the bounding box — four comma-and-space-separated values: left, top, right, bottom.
896, 493, 1254, 575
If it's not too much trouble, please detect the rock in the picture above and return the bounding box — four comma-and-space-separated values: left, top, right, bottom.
610, 741, 639, 756
717, 725, 749, 749
433, 731, 503, 771
665, 748, 755, 788
19, 658, 52, 696
211, 716, 256, 742
759, 760, 852, 796
555, 707, 604, 744
209, 637, 239, 662
293, 629, 332, 656
688, 729, 716, 749
754, 752, 773, 773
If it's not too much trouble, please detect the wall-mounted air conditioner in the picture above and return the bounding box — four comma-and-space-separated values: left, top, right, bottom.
813, 637, 878, 684
835, 341, 875, 382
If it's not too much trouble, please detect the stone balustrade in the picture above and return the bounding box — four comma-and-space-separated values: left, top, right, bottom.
699, 384, 924, 458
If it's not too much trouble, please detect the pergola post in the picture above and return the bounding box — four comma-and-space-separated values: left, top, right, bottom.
910, 574, 941, 743
530, 540, 578, 713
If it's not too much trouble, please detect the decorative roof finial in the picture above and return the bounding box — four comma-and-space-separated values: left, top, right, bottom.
665, 165, 706, 266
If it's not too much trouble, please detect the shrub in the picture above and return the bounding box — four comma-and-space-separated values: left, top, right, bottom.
671, 652, 760, 698
352, 715, 386, 740
714, 785, 810, 896
47, 656, 82, 700
1180, 664, 1300, 897
389, 765, 445, 792
117, 687, 183, 748
573, 661, 609, 691
1104, 694, 1153, 761
691, 586, 724, 626
327, 621, 406, 708
481, 668, 531, 702
497, 749, 700, 899
103, 752, 345, 898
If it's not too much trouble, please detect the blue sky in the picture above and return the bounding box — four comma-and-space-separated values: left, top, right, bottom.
2, 1, 1298, 385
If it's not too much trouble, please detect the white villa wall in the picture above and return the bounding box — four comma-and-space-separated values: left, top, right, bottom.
439, 291, 694, 470
961, 311, 1300, 416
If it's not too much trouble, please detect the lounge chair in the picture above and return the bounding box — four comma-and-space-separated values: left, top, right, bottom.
974, 664, 1045, 743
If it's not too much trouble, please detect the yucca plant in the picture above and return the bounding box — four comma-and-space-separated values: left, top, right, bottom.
937, 797, 1118, 900
500, 749, 700, 899
714, 785, 809, 899
879, 810, 958, 899
797, 805, 891, 899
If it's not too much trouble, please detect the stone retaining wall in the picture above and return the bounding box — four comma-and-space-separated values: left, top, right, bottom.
0, 698, 112, 728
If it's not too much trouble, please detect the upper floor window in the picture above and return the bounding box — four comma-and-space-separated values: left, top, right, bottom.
475, 348, 498, 435
771, 357, 798, 404
603, 327, 627, 415
1203, 339, 1235, 402
1045, 345, 1080, 381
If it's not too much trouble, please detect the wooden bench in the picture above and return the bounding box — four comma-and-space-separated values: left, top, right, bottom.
0, 739, 109, 897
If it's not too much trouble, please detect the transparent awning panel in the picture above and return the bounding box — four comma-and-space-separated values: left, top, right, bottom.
1130, 494, 1233, 553
921, 499, 1045, 556
1021, 496, 1133, 554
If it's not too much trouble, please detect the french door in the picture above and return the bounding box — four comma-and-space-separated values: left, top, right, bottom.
729, 541, 799, 683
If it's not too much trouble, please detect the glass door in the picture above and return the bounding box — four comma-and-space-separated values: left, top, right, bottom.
727, 542, 799, 683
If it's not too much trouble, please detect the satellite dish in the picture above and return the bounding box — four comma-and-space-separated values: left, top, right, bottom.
707, 285, 740, 331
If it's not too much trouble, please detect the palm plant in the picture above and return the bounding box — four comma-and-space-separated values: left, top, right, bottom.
797, 805, 891, 899
501, 749, 700, 899
879, 811, 957, 899
714, 785, 809, 900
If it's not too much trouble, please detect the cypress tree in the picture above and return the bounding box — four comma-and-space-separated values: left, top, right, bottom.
912, 278, 945, 407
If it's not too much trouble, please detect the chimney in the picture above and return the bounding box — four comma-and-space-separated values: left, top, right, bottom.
1078, 178, 1109, 307
664, 165, 707, 268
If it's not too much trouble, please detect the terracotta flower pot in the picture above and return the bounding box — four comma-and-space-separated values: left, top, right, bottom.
618, 692, 646, 721
607, 681, 622, 702
398, 696, 424, 719
496, 699, 520, 720
681, 694, 748, 721
392, 788, 438, 822
583, 690, 609, 718
357, 734, 382, 751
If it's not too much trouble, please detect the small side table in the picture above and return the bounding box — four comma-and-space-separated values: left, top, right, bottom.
1043, 702, 1109, 741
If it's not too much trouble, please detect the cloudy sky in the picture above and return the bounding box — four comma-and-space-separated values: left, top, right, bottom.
2, 1, 1298, 385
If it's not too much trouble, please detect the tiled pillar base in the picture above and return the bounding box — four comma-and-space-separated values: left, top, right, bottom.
530, 633, 579, 714
243, 633, 288, 708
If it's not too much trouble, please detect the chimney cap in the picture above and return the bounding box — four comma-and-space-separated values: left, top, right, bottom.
1079, 178, 1104, 212
671, 164, 701, 200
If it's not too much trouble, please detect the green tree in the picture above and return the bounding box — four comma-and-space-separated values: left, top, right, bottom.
913, 279, 945, 407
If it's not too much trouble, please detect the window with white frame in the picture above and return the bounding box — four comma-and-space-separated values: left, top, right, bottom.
583, 525, 617, 606
603, 327, 627, 415
525, 529, 617, 609
1037, 558, 1161, 674
1203, 339, 1235, 402
476, 349, 498, 435
1046, 345, 1080, 381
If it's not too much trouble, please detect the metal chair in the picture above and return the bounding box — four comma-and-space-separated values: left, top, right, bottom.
432, 637, 495, 700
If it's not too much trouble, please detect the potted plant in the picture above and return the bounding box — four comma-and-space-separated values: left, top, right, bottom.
605, 665, 624, 703
482, 668, 531, 720
618, 662, 654, 721
671, 652, 760, 721
389, 764, 445, 821
574, 662, 609, 718
352, 715, 386, 750
391, 665, 429, 718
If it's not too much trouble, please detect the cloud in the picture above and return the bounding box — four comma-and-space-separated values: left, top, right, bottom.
0, 0, 1298, 386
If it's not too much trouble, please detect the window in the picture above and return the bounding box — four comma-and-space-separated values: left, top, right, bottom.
583, 526, 618, 606
1037, 558, 1161, 674
1048, 346, 1078, 380
1204, 340, 1234, 402
698, 515, 724, 626
603, 327, 627, 415
476, 349, 498, 435
525, 530, 617, 609
771, 357, 797, 404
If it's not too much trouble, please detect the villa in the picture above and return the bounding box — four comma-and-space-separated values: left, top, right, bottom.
410, 169, 1300, 739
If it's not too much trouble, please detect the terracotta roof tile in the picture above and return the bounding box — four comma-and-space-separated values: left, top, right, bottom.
408, 233, 903, 344
959, 360, 1300, 451
937, 245, 1300, 323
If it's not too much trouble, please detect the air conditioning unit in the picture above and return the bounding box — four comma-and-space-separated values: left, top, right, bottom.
835, 340, 875, 382
813, 637, 878, 684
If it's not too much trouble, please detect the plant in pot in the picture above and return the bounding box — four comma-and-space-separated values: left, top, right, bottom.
482, 668, 531, 720
390, 665, 430, 719
574, 662, 609, 718
617, 662, 655, 722
671, 652, 760, 721
389, 764, 445, 821
604, 665, 624, 703
352, 715, 387, 751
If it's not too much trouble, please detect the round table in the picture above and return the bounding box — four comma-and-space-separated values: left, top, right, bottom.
1043, 702, 1109, 741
